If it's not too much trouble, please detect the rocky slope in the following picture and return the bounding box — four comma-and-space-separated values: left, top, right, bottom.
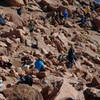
0, 0, 100, 100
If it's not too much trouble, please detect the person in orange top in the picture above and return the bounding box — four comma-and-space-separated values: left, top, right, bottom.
84, 6, 91, 17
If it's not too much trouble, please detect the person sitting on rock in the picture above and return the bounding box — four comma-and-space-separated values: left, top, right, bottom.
17, 75, 33, 86
17, 7, 22, 16
0, 14, 6, 26
34, 58, 45, 73
29, 21, 34, 33
67, 46, 77, 68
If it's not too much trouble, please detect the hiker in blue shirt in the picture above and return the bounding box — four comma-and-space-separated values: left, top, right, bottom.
0, 14, 6, 26
80, 15, 87, 25
17, 7, 22, 16
35, 58, 45, 73
64, 9, 68, 20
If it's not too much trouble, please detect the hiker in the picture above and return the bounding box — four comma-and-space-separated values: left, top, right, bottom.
41, 15, 47, 25
58, 54, 66, 62
0, 80, 3, 88
29, 21, 34, 33
67, 46, 77, 68
84, 6, 91, 17
34, 58, 45, 73
0, 79, 3, 91
80, 15, 87, 26
63, 9, 68, 20
17, 75, 33, 86
0, 14, 6, 26
17, 7, 22, 16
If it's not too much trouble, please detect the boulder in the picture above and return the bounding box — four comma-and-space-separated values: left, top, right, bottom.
84, 88, 100, 100
0, 94, 6, 100
3, 84, 43, 100
37, 0, 62, 11
93, 16, 100, 31
67, 0, 74, 5
87, 76, 100, 89
5, 0, 24, 6
5, 13, 24, 27
55, 78, 78, 100
41, 75, 63, 100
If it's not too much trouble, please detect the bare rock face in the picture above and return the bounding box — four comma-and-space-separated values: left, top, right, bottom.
84, 88, 100, 100
55, 78, 78, 100
41, 75, 63, 100
37, 0, 62, 11
3, 84, 43, 100
93, 16, 100, 31
0, 94, 6, 100
5, 0, 24, 6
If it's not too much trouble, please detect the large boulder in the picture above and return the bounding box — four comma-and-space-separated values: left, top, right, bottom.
3, 84, 43, 100
37, 0, 62, 11
84, 88, 100, 100
41, 75, 63, 100
93, 16, 100, 31
55, 77, 79, 100
5, 0, 24, 6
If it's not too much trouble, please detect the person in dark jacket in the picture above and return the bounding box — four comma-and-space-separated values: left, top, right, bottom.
67, 46, 77, 68
17, 75, 33, 86
80, 15, 87, 25
0, 14, 6, 26
17, 7, 22, 16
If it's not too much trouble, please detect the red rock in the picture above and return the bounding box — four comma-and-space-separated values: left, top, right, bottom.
0, 94, 6, 100
3, 84, 43, 100
38, 0, 62, 11
84, 88, 100, 100
93, 16, 100, 31
5, 0, 24, 6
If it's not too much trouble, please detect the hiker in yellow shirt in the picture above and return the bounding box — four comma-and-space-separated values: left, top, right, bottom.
84, 6, 91, 17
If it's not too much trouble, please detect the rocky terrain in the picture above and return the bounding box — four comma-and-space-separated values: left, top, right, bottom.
0, 0, 100, 100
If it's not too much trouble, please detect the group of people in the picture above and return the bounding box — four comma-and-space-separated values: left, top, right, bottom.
0, 1, 98, 87
17, 46, 77, 86
79, 2, 97, 27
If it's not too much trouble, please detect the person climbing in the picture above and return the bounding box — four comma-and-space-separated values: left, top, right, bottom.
0, 14, 6, 26
34, 58, 45, 73
17, 75, 33, 86
80, 15, 87, 27
67, 46, 77, 68
41, 15, 47, 25
63, 9, 69, 20
84, 5, 91, 17
17, 7, 22, 16
29, 21, 34, 33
